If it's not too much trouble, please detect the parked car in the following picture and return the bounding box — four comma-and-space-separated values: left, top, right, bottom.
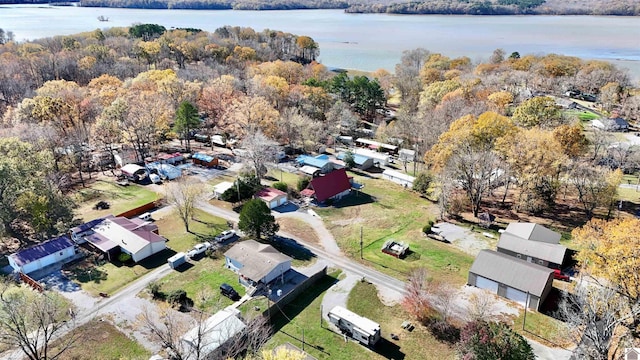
187, 243, 210, 258
553, 269, 571, 282
215, 230, 236, 242
220, 283, 240, 301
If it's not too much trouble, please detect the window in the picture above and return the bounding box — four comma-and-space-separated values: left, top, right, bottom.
60, 252, 63, 256
537, 260, 544, 265
516, 254, 522, 259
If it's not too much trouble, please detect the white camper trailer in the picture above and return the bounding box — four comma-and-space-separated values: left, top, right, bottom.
328, 306, 381, 346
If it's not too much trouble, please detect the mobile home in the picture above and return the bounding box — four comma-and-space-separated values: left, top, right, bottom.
328, 306, 381, 346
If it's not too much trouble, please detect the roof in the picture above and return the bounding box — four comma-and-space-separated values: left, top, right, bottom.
328, 306, 380, 337
255, 187, 287, 202
192, 152, 216, 162
354, 148, 390, 162
310, 168, 352, 202
469, 250, 554, 297
355, 138, 397, 151
382, 169, 416, 182
146, 162, 182, 180
70, 217, 111, 235
224, 240, 292, 282
181, 308, 246, 357
10, 235, 75, 266
504, 223, 561, 244
299, 165, 320, 175
336, 152, 372, 166
120, 163, 145, 175
213, 181, 235, 195
93, 217, 165, 255
300, 188, 315, 197
296, 155, 331, 169
497, 232, 567, 265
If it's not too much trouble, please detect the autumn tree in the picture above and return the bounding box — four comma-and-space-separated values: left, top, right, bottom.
573, 218, 640, 309
553, 124, 588, 158
394, 48, 430, 113
568, 163, 621, 219
457, 321, 534, 360
239, 199, 279, 240
557, 283, 640, 360
511, 96, 562, 128
165, 178, 203, 233
0, 283, 80, 360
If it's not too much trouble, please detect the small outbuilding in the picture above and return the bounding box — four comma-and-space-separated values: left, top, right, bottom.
8, 235, 76, 275
254, 187, 288, 209
181, 308, 246, 359
120, 163, 147, 182
213, 181, 235, 199
354, 148, 390, 166
468, 250, 554, 310
337, 152, 374, 170
382, 169, 415, 188
192, 153, 219, 168
296, 155, 334, 174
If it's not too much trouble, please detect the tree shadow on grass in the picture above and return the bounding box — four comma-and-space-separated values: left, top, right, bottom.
332, 191, 375, 208
268, 236, 316, 263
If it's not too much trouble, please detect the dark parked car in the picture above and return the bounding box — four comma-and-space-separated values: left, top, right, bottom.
220, 283, 240, 301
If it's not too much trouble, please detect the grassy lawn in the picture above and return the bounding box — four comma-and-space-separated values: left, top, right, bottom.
348, 281, 456, 360
513, 309, 571, 349
265, 168, 302, 190
156, 256, 242, 312
315, 173, 473, 285
565, 109, 599, 122
157, 208, 230, 252
55, 320, 150, 360
72, 180, 159, 222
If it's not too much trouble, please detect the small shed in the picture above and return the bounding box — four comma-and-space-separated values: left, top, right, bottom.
120, 163, 147, 182
213, 181, 235, 199
398, 149, 416, 162
8, 236, 76, 275
299, 165, 321, 177
255, 187, 288, 209
167, 252, 187, 269
468, 250, 554, 310
382, 169, 415, 188
181, 308, 246, 358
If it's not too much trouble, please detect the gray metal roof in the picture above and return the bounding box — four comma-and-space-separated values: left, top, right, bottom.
504, 222, 561, 244
497, 232, 567, 265
469, 250, 554, 297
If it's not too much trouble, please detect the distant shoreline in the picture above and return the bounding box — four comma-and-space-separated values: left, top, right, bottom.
5, 0, 636, 16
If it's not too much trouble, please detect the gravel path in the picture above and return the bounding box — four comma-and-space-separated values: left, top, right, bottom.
432, 222, 494, 256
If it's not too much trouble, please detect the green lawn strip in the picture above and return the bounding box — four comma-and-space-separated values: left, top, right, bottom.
617, 186, 640, 204
316, 174, 471, 284
265, 168, 302, 190
623, 173, 639, 186
73, 180, 158, 221
347, 281, 456, 359
157, 257, 241, 312
512, 308, 571, 349
55, 320, 150, 360
157, 208, 229, 252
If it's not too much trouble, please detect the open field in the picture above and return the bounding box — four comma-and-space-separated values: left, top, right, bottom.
54, 320, 150, 360
72, 179, 158, 222
315, 173, 473, 285
157, 208, 230, 252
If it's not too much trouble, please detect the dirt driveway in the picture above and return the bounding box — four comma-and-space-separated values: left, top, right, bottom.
432, 222, 496, 256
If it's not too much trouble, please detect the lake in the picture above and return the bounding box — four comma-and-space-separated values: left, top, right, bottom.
1, 5, 640, 78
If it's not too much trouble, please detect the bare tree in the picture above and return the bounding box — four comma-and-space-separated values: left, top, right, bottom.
239, 128, 279, 181
466, 291, 499, 322
165, 178, 203, 233
568, 162, 621, 219
557, 282, 640, 360
0, 283, 80, 360
223, 315, 271, 360
137, 303, 196, 360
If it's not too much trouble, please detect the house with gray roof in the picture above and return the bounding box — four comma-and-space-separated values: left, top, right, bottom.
503, 222, 561, 244
468, 250, 554, 310
497, 222, 567, 269
224, 240, 292, 288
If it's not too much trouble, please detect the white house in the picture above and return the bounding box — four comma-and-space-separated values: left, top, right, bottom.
8, 235, 76, 274
354, 148, 390, 166
224, 240, 292, 287
382, 169, 415, 188
181, 308, 246, 359
88, 216, 167, 262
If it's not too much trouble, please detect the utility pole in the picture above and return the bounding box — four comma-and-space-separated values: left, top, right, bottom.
522, 291, 529, 331
360, 225, 363, 259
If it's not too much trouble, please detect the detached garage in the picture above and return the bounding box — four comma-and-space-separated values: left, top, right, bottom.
255, 187, 288, 209
467, 250, 554, 310
8, 235, 76, 275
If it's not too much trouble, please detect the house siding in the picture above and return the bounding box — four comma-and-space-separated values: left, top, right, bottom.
10, 246, 75, 274
262, 261, 292, 284
496, 248, 552, 268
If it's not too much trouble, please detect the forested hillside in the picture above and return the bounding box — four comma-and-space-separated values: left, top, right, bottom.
2, 0, 637, 15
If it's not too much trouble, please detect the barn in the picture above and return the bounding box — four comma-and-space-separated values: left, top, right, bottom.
467, 250, 554, 310
8, 235, 76, 275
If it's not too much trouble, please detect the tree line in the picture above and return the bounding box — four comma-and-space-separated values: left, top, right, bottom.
79, 0, 348, 10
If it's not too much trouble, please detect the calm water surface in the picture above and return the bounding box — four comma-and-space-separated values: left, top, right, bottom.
1, 5, 640, 77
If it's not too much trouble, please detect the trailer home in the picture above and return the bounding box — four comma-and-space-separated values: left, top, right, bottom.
328, 306, 381, 346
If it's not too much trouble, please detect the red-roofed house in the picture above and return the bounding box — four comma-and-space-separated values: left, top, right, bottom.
309, 168, 352, 203
255, 187, 288, 209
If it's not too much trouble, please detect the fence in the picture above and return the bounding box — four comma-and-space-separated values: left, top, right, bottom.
263, 266, 327, 319
19, 272, 43, 292
116, 199, 163, 219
